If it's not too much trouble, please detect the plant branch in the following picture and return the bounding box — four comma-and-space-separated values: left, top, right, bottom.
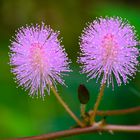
51, 86, 85, 127
12, 124, 140, 140
96, 106, 140, 116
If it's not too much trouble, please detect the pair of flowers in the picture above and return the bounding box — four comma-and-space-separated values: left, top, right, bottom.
9, 17, 139, 98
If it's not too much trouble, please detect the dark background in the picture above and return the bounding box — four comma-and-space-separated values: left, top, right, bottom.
0, 0, 140, 139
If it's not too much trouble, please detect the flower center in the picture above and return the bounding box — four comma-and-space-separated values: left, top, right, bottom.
30, 43, 45, 72
102, 34, 118, 65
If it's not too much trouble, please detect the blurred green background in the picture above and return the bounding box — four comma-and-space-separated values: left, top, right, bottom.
0, 0, 140, 139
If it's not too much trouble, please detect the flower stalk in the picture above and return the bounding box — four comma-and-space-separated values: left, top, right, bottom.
51, 86, 85, 128
90, 83, 106, 125
80, 104, 86, 118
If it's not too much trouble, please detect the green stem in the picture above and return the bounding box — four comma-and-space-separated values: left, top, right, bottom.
90, 83, 106, 125
51, 86, 85, 128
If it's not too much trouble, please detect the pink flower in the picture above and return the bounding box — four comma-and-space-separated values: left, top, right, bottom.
78, 17, 139, 88
10, 23, 70, 98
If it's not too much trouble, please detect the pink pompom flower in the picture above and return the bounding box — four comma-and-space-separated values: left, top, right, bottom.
78, 17, 139, 88
10, 23, 71, 98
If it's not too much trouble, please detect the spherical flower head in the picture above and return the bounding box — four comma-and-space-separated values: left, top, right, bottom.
10, 23, 71, 98
78, 17, 139, 88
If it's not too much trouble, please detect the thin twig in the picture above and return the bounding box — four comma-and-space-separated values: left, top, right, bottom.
96, 106, 140, 116
12, 124, 140, 140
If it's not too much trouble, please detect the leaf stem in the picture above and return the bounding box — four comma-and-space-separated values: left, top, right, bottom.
96, 106, 140, 116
